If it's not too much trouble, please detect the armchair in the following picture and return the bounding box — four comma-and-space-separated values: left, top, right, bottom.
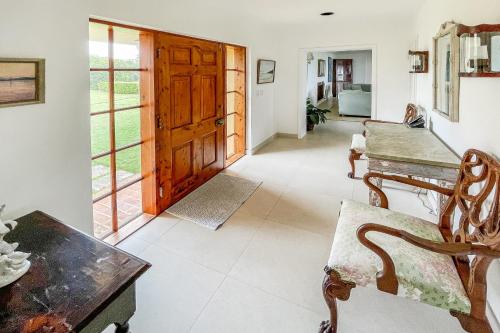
322, 149, 500, 333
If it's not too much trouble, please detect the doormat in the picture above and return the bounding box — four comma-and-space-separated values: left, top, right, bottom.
167, 173, 261, 230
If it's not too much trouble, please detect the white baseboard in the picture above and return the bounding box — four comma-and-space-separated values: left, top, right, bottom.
247, 133, 278, 155
246, 132, 299, 155
277, 132, 297, 138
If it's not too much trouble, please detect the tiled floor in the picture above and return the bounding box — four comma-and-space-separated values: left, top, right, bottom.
104, 120, 472, 333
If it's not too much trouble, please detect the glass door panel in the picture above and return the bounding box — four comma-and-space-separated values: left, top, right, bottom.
89, 21, 150, 239
224, 45, 246, 166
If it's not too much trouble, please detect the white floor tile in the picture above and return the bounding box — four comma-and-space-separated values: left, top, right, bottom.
238, 181, 285, 218
132, 212, 181, 242
154, 212, 265, 274
190, 278, 324, 333
116, 236, 150, 256
266, 188, 342, 235
130, 245, 225, 332
337, 286, 464, 333
229, 221, 332, 315
288, 165, 354, 198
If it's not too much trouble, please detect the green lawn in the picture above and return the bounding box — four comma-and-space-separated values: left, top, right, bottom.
91, 90, 141, 175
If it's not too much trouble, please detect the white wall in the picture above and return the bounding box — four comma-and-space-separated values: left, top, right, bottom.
0, 0, 280, 232
274, 17, 413, 135
412, 0, 500, 323
412, 0, 500, 158
0, 1, 93, 233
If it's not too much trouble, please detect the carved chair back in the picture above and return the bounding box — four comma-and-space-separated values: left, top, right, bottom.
439, 149, 499, 316
402, 103, 418, 124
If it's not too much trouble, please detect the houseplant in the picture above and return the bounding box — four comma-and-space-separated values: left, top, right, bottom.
306, 98, 330, 131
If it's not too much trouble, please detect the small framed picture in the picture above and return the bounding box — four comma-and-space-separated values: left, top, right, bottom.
257, 59, 276, 84
0, 58, 45, 108
318, 59, 326, 77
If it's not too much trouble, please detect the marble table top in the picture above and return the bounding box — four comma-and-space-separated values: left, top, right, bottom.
365, 122, 461, 169
0, 211, 151, 333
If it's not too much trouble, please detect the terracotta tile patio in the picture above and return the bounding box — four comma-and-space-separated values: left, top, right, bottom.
93, 182, 143, 239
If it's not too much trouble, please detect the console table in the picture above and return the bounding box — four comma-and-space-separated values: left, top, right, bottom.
0, 211, 150, 333
364, 122, 461, 214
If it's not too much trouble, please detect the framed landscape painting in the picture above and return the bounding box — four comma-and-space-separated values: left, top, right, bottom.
0, 58, 45, 108
257, 59, 276, 84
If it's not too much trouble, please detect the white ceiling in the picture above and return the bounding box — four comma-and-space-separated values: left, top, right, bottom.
203, 0, 425, 24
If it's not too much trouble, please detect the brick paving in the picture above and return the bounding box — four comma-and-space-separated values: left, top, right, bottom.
93, 182, 143, 239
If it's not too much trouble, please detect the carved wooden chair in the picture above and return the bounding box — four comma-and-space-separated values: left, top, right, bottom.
348, 103, 418, 179
324, 149, 500, 333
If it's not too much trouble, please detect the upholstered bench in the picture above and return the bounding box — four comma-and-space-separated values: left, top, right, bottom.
348, 134, 366, 179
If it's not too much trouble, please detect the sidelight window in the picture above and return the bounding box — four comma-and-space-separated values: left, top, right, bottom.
89, 21, 154, 239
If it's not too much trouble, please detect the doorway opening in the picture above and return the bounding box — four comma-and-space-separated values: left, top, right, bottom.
89, 20, 156, 240
299, 46, 376, 137
306, 50, 373, 123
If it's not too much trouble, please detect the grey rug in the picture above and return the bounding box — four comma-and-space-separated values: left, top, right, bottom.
167, 173, 261, 230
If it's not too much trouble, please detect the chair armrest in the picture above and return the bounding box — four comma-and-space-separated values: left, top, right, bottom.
363, 172, 455, 209
356, 223, 500, 294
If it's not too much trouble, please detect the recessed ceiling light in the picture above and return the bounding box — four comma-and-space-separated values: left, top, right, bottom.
320, 12, 334, 16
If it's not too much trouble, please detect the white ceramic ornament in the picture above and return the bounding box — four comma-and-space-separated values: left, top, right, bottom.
0, 205, 31, 288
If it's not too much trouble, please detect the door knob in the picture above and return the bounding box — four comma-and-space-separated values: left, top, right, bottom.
215, 118, 225, 127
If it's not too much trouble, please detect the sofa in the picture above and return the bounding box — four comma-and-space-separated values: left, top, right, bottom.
338, 84, 371, 117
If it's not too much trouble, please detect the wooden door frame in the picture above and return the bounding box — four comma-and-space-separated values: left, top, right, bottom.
90, 18, 249, 229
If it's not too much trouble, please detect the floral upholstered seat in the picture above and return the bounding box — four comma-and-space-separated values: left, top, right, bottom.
327, 200, 471, 314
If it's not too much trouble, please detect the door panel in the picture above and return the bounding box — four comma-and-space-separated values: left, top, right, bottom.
172, 142, 194, 185
171, 76, 192, 128
200, 75, 217, 120
171, 47, 192, 65
201, 51, 217, 65
155, 33, 224, 209
202, 131, 217, 167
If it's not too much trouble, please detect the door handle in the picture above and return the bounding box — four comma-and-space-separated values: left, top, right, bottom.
215, 118, 225, 127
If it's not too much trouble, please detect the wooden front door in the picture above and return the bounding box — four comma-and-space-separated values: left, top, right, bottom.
155, 33, 225, 210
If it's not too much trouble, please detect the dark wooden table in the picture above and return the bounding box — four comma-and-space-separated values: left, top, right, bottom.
0, 211, 151, 333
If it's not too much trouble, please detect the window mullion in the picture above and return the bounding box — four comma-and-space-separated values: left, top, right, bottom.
108, 25, 119, 233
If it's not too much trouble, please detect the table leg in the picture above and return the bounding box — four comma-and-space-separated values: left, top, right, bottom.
369, 176, 383, 207
437, 180, 454, 217
79, 284, 136, 333
115, 321, 130, 333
